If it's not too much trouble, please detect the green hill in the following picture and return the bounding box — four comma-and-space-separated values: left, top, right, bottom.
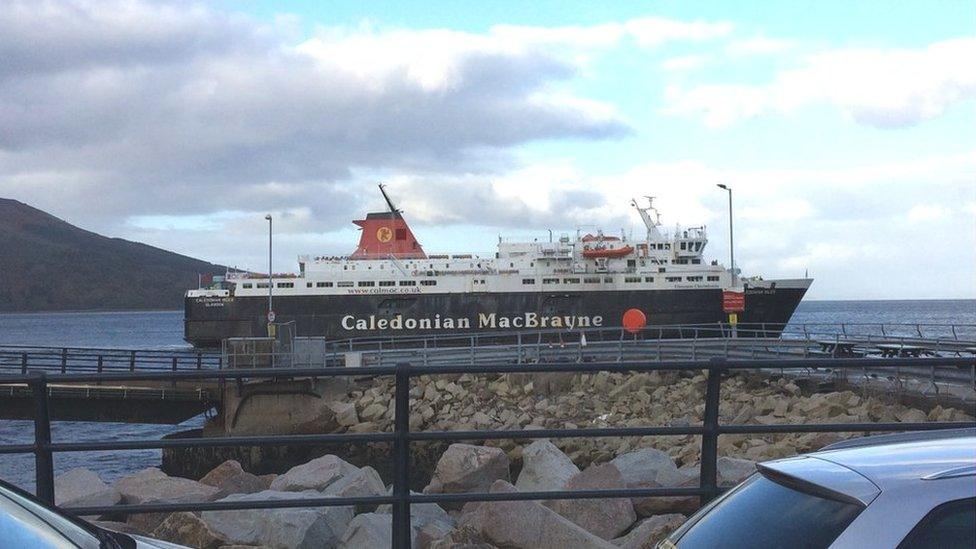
0, 198, 224, 311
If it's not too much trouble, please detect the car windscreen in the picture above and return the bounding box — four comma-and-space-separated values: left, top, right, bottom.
668, 474, 863, 549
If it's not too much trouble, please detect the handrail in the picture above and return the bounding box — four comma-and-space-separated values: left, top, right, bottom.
0, 356, 974, 548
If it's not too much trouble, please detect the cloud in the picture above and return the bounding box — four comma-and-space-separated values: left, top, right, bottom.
725, 37, 793, 56
664, 37, 976, 128
0, 0, 652, 228
662, 55, 710, 71
907, 204, 951, 223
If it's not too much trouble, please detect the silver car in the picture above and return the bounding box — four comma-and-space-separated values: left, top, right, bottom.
662, 429, 976, 548
0, 478, 188, 548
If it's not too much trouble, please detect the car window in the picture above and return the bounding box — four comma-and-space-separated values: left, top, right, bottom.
667, 474, 863, 549
897, 498, 976, 549
0, 485, 100, 549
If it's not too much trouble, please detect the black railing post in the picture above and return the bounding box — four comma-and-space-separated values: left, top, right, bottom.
97, 355, 103, 374
129, 350, 136, 372
196, 352, 203, 370
21, 352, 28, 374
29, 372, 55, 504
60, 348, 67, 373
700, 357, 725, 506
392, 361, 412, 549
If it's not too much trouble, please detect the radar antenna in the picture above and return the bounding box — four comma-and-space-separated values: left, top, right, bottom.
378, 183, 400, 214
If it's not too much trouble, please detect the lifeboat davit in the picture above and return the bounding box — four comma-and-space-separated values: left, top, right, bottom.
582, 245, 634, 259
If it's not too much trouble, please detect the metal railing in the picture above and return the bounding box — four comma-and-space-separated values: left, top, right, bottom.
0, 345, 221, 374
1, 356, 974, 548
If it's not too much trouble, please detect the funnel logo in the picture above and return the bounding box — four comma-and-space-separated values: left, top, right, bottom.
376, 226, 393, 243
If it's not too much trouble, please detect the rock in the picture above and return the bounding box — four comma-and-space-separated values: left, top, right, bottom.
460, 480, 615, 549
115, 468, 220, 531
609, 448, 691, 516
323, 465, 387, 513
376, 491, 455, 530
547, 463, 636, 540
414, 519, 456, 549
90, 520, 145, 535
896, 408, 928, 423
717, 457, 756, 487
329, 401, 360, 427
201, 490, 354, 549
424, 444, 510, 509
338, 513, 393, 548
152, 512, 227, 549
55, 468, 121, 510
270, 454, 359, 492
200, 460, 268, 498
611, 448, 684, 488
612, 514, 686, 549
515, 440, 580, 492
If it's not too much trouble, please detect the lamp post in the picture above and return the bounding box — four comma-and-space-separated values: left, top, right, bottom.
265, 214, 274, 337
716, 184, 735, 286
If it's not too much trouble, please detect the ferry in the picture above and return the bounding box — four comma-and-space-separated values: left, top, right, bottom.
184, 186, 812, 347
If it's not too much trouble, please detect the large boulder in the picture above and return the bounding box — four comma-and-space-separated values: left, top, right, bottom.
612, 514, 686, 549
151, 512, 226, 549
717, 457, 756, 487
54, 468, 121, 510
201, 490, 354, 549
116, 468, 220, 504
424, 444, 510, 509
270, 454, 359, 492
460, 480, 616, 549
323, 466, 387, 514
547, 463, 636, 540
610, 448, 690, 516
338, 513, 393, 548
376, 491, 455, 530
199, 460, 269, 498
515, 440, 579, 492
115, 468, 220, 532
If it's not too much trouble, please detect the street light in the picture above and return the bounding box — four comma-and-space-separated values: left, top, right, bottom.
265, 214, 274, 337
716, 183, 735, 286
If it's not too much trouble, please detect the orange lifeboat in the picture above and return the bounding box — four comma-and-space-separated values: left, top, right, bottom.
582, 245, 634, 259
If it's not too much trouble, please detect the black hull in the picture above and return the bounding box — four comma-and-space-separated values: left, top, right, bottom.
184, 286, 808, 347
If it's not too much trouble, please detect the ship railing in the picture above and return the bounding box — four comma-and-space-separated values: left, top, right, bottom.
0, 357, 973, 548
323, 322, 976, 355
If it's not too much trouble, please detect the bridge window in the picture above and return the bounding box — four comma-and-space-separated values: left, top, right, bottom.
659, 268, 666, 273
399, 280, 416, 286
522, 278, 535, 285
379, 281, 396, 287
316, 282, 333, 287
687, 276, 703, 282
543, 278, 559, 284
584, 277, 601, 283
604, 277, 614, 283
692, 259, 701, 264
358, 281, 375, 287
563, 278, 580, 284
277, 282, 294, 288
420, 280, 437, 286
256, 283, 269, 288
337, 281, 353, 287
707, 276, 720, 282
242, 283, 253, 289
666, 276, 681, 282
645, 277, 654, 283
624, 276, 641, 283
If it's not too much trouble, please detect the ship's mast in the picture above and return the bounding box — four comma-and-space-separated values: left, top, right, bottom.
378, 183, 400, 214
632, 196, 664, 241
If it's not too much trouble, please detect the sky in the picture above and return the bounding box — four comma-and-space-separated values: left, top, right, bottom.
1, 0, 974, 300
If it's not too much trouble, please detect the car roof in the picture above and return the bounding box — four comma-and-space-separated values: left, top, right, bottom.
808, 435, 976, 491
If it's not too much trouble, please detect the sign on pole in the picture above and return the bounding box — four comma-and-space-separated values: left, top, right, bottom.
722, 291, 745, 313
267, 310, 276, 323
